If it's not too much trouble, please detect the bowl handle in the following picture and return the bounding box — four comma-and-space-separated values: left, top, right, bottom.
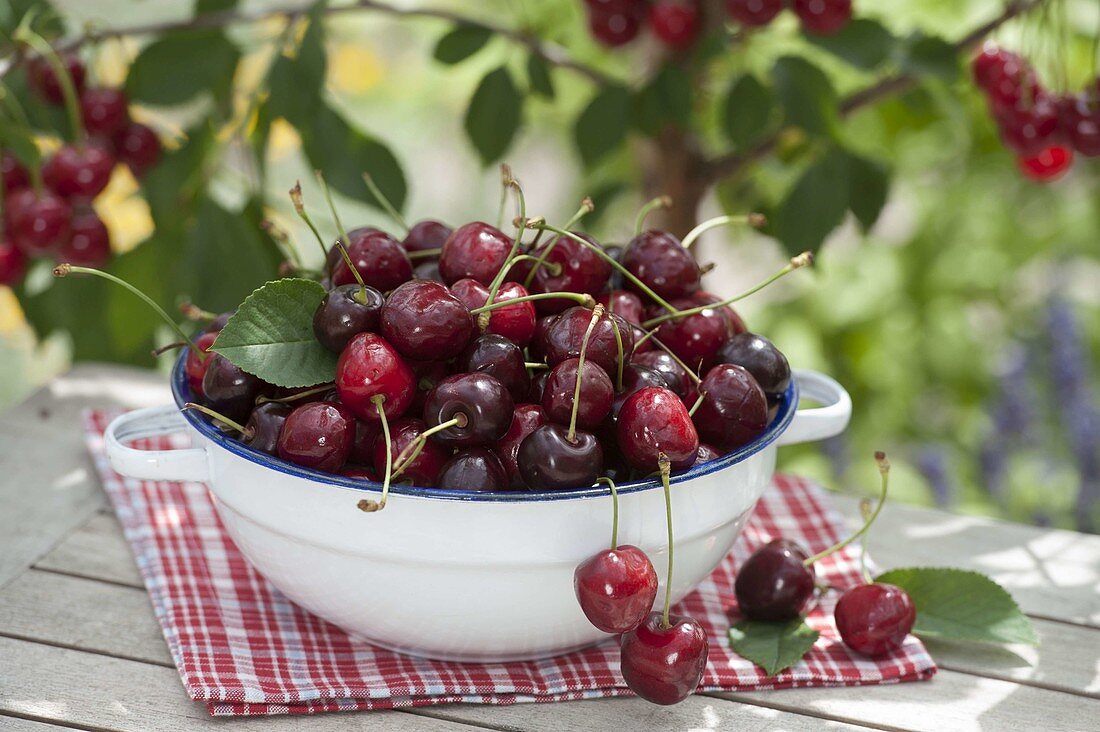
775, 369, 852, 446
104, 405, 210, 482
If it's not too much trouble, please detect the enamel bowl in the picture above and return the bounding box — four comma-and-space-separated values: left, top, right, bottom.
104, 355, 850, 662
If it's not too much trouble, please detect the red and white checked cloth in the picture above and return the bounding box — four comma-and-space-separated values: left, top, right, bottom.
84, 409, 935, 716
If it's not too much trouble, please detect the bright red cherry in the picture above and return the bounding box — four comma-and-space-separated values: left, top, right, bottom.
437, 447, 509, 491
79, 88, 130, 138
984, 54, 1040, 116
834, 583, 917, 657
616, 386, 699, 471
996, 93, 1062, 156
543, 306, 634, 375
734, 538, 815, 621
691, 291, 746, 337
692, 364, 768, 451
43, 142, 115, 201
372, 417, 449, 486
276, 401, 355, 472
585, 0, 644, 46
542, 357, 614, 429
650, 299, 729, 372
621, 230, 701, 301
438, 221, 512, 285
517, 423, 603, 490
28, 54, 86, 105
380, 279, 474, 360
7, 188, 72, 255
530, 232, 612, 314
335, 332, 417, 421
185, 332, 218, 399
459, 333, 530, 401
971, 45, 1016, 90
1058, 93, 1100, 157
0, 237, 27, 285
55, 208, 110, 266
649, 1, 700, 50
402, 219, 452, 254
1, 151, 29, 193
792, 0, 852, 36
620, 611, 709, 705
331, 228, 414, 292
494, 404, 546, 488
1017, 145, 1074, 182
726, 0, 783, 26
574, 546, 658, 633
112, 122, 162, 177
423, 372, 515, 447
450, 278, 537, 347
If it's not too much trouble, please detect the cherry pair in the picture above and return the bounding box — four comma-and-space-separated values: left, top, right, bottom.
727, 0, 853, 36
582, 0, 701, 50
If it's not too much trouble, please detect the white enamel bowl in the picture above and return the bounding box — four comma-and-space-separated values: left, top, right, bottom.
105, 357, 851, 662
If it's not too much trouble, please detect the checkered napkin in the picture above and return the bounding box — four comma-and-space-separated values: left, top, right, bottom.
83, 409, 935, 716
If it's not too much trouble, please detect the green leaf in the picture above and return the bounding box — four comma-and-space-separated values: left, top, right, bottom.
728, 618, 820, 677
875, 568, 1039, 646
194, 0, 237, 14
433, 24, 492, 64
1, 0, 64, 38
633, 65, 691, 136
773, 147, 850, 255
212, 279, 337, 388
900, 34, 959, 81
771, 56, 838, 137
574, 85, 630, 168
722, 74, 774, 149
804, 19, 896, 70
526, 53, 555, 99
126, 29, 240, 107
463, 67, 522, 166
0, 124, 41, 170
847, 152, 889, 232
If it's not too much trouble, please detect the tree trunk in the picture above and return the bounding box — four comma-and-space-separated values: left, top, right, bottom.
637, 126, 710, 239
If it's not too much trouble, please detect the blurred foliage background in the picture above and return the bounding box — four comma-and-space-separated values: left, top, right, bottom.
1, 0, 1098, 532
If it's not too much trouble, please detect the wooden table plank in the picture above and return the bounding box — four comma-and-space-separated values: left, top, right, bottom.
33, 512, 142, 588
0, 717, 76, 731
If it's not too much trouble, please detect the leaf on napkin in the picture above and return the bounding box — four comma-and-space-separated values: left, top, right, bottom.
728, 618, 820, 677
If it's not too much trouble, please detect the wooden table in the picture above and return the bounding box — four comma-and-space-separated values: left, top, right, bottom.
2, 365, 1098, 731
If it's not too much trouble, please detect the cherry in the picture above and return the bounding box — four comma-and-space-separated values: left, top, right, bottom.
529, 313, 560, 360
112, 122, 162, 178
0, 238, 28, 286
971, 45, 1016, 90
575, 546, 658, 633
716, 332, 790, 400
621, 230, 701, 301
276, 401, 355, 472
691, 291, 746, 337
450, 278, 537, 347
437, 447, 509, 491
527, 369, 550, 403
1058, 93, 1100, 157
834, 583, 916, 657
459, 333, 530, 402
331, 228, 413, 292
495, 404, 546, 488
611, 363, 672, 420
517, 423, 603, 490
694, 443, 721, 466
620, 611, 708, 705
423, 372, 514, 447
649, 1, 700, 50
79, 88, 130, 138
543, 306, 634, 375
341, 464, 379, 481
185, 331, 218, 398
350, 419, 382, 464
380, 279, 474, 360
412, 260, 443, 282
726, 0, 783, 26
597, 289, 644, 326
313, 283, 384, 354
43, 142, 116, 201
649, 299, 729, 372
372, 417, 448, 486
55, 208, 110, 267
402, 219, 452, 254
692, 364, 767, 451
242, 402, 292, 455
1, 151, 29, 193
733, 538, 815, 621
201, 353, 267, 424
529, 232, 611, 314
792, 0, 852, 36
617, 386, 699, 471
1017, 145, 1074, 182
28, 54, 86, 105
631, 351, 689, 397
585, 0, 644, 46
438, 221, 512, 285
335, 332, 416, 421
542, 357, 614, 429
7, 188, 72, 255
984, 55, 1040, 116
996, 93, 1062, 156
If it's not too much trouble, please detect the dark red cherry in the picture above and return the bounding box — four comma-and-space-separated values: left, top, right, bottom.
631, 351, 689, 397
0, 238, 28, 286
1, 151, 29, 193
335, 332, 416, 421
574, 546, 658, 633
372, 417, 448, 486
276, 401, 355, 472
55, 208, 110, 266
542, 358, 614, 429
692, 291, 746, 337
693, 443, 721, 466
341, 464, 379, 481
997, 93, 1062, 156
438, 221, 512, 285
204, 311, 234, 335
313, 283, 384, 354
726, 0, 783, 26
621, 230, 701, 301
185, 332, 218, 398
612, 363, 672, 420
834, 583, 917, 657
29, 54, 86, 105
380, 279, 474, 360
649, 0, 700, 50
597, 289, 644, 326
437, 447, 509, 491
543, 306, 634, 375
529, 313, 560, 361
585, 0, 644, 46
331, 228, 414, 292
7, 188, 72, 255
402, 219, 452, 254
450, 278, 537, 347
530, 232, 611, 314
1017, 145, 1074, 182
651, 299, 728, 373
971, 45, 1016, 90
80, 88, 130, 138
527, 370, 550, 403
985, 55, 1040, 116
620, 611, 709, 705
112, 122, 161, 177
459, 333, 530, 402
517, 423, 603, 490
792, 0, 852, 35
734, 538, 815, 621
412, 260, 443, 282
716, 332, 790, 399
242, 402, 291, 455
692, 364, 767, 451
350, 419, 382, 464
1058, 93, 1100, 157
201, 353, 267, 424
617, 386, 699, 471
495, 404, 546, 488
423, 372, 514, 447
43, 142, 115, 201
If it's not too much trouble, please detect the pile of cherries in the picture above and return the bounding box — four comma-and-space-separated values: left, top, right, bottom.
0, 49, 162, 287
972, 44, 1100, 182
583, 0, 853, 49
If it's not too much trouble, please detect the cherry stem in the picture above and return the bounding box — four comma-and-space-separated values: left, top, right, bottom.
641, 251, 813, 330
407, 248, 442, 260
562, 197, 595, 231
803, 451, 890, 567
567, 305, 603, 442
687, 390, 706, 417
634, 195, 672, 236
521, 198, 595, 287
16, 29, 85, 140
481, 173, 526, 330
658, 454, 674, 629
495, 164, 510, 230
608, 311, 625, 392
289, 181, 329, 261
316, 172, 370, 301
597, 476, 619, 550
255, 383, 333, 405
183, 402, 249, 436
857, 497, 874, 584
53, 264, 202, 357
469, 290, 593, 315
680, 213, 766, 250
361, 395, 392, 513
524, 361, 549, 370
391, 416, 464, 479
530, 223, 678, 314
151, 341, 187, 357
361, 172, 408, 233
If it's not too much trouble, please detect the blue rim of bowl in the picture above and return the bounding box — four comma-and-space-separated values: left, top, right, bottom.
172, 352, 799, 501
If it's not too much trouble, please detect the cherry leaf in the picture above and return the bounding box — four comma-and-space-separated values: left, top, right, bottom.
728, 618, 819, 677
